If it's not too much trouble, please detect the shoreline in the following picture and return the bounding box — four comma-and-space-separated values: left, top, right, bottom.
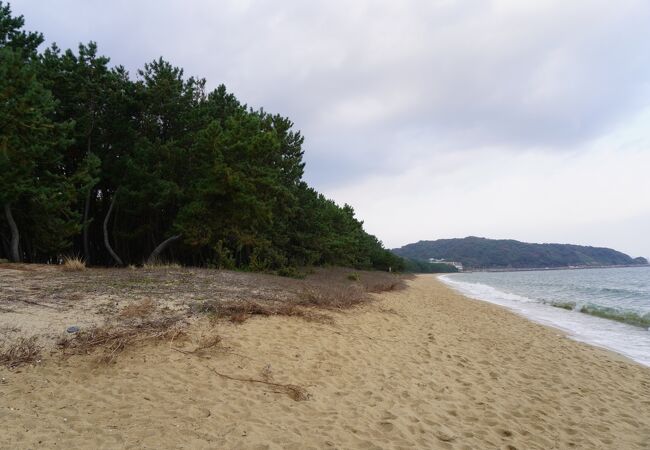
2, 275, 649, 448
438, 272, 650, 367
461, 263, 650, 273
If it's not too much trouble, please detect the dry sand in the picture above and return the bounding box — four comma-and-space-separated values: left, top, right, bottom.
1, 275, 649, 449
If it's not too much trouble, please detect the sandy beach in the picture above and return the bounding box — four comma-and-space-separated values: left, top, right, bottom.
1, 275, 649, 449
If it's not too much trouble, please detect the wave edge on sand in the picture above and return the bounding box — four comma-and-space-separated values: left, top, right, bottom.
439, 274, 650, 367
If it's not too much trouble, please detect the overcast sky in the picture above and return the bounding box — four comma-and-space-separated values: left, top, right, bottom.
12, 0, 650, 257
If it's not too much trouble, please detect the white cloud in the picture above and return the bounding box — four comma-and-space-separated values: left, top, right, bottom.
325, 109, 650, 257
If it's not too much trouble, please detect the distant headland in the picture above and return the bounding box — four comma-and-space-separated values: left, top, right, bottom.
392, 236, 649, 271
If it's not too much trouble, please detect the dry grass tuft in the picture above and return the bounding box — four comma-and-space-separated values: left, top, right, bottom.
57, 317, 186, 363
0, 337, 42, 368
195, 299, 331, 324
62, 256, 86, 272
119, 298, 155, 319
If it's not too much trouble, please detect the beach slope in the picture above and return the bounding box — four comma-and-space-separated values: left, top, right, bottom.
1, 275, 649, 449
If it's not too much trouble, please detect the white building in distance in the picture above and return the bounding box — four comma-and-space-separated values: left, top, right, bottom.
428, 258, 463, 271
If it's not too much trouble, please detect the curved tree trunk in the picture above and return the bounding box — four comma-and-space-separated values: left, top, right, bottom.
83, 188, 93, 264
147, 235, 182, 265
103, 196, 123, 266
3, 203, 21, 262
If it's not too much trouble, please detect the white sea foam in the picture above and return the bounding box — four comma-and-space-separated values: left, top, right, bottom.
439, 274, 650, 367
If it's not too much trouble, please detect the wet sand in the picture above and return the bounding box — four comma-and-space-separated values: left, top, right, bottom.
1, 275, 649, 449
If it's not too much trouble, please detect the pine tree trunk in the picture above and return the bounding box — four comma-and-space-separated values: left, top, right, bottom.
3, 203, 21, 262
103, 196, 123, 266
147, 235, 182, 264
83, 188, 92, 264
83, 131, 94, 264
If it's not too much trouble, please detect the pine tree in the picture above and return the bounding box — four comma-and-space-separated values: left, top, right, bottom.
0, 2, 75, 261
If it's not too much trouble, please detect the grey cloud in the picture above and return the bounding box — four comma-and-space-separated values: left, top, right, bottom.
12, 0, 650, 188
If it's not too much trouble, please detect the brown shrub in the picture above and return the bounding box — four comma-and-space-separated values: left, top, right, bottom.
0, 337, 41, 368
57, 317, 186, 363
363, 279, 407, 293
296, 285, 367, 309
196, 299, 331, 324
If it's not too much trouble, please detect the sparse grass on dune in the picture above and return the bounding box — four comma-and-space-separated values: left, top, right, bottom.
1, 265, 410, 366
1, 265, 410, 404
119, 298, 156, 319
295, 285, 366, 309
194, 299, 333, 324
190, 268, 409, 323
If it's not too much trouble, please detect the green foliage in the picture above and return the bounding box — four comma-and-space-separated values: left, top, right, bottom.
0, 4, 78, 260
277, 267, 305, 279
0, 4, 402, 272
394, 236, 645, 270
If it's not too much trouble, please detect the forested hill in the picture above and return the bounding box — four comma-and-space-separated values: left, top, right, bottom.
392, 237, 648, 270
0, 3, 402, 271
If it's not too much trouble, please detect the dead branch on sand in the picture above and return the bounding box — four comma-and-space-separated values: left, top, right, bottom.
57, 317, 186, 363
207, 366, 311, 402
0, 337, 42, 368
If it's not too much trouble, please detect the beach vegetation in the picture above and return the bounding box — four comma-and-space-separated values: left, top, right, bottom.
62, 255, 86, 271
0, 336, 42, 368
57, 316, 186, 363
0, 3, 403, 273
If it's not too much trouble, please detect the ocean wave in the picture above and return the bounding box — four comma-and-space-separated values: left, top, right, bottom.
438, 275, 536, 304
439, 271, 650, 366
545, 301, 650, 328
576, 304, 650, 329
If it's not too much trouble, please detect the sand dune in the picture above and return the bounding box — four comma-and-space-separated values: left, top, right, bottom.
1, 275, 649, 449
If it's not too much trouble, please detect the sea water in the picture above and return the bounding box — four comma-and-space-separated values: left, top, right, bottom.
439, 267, 650, 366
